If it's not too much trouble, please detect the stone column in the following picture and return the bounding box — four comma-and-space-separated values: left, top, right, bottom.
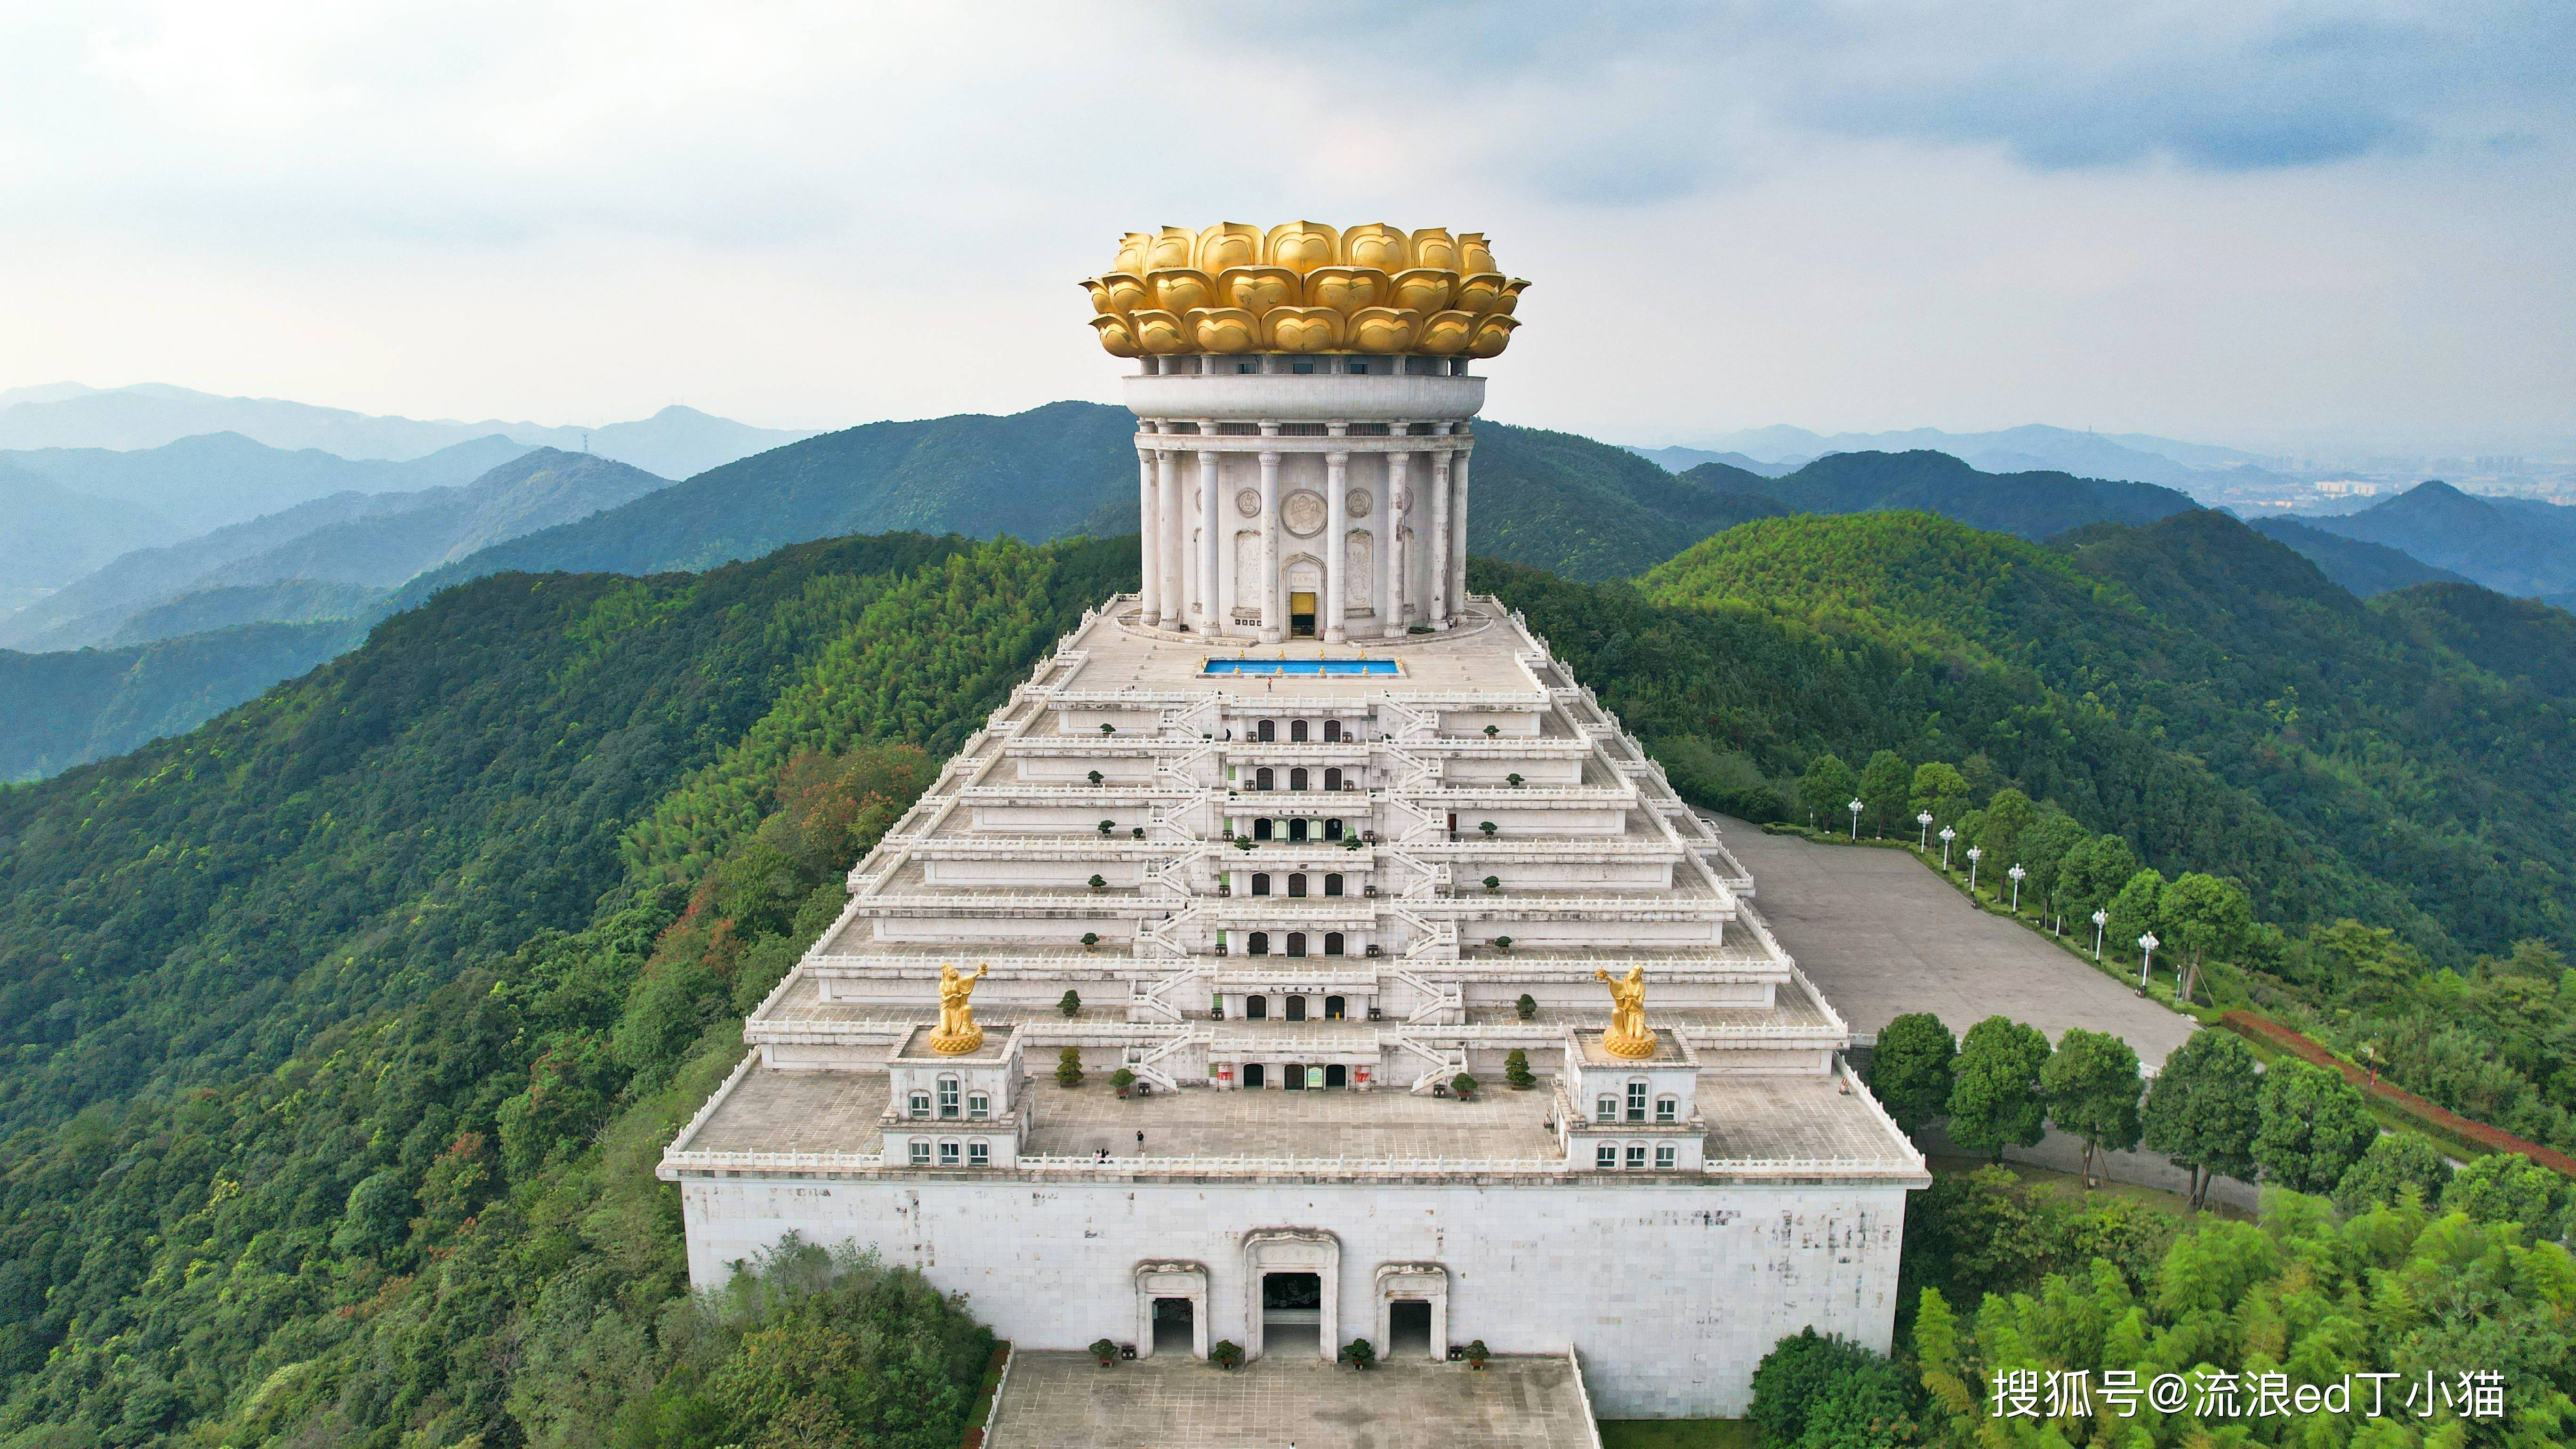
1136, 447, 1159, 621
1156, 449, 1183, 630
1323, 450, 1348, 643
1429, 445, 1452, 628
1450, 446, 1472, 615
1257, 450, 1281, 642
1382, 448, 1409, 638
1198, 448, 1221, 637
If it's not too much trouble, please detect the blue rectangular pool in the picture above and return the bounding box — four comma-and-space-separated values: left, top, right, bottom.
1202, 658, 1403, 676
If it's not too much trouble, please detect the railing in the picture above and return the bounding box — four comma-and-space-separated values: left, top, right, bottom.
662, 1145, 1926, 1178
666, 1051, 759, 1155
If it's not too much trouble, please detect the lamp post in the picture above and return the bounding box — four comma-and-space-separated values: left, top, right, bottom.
2137, 931, 2159, 990
1938, 826, 1955, 871
1916, 811, 1933, 851
2091, 909, 2109, 961
2007, 863, 2026, 915
1966, 846, 1982, 894
1847, 798, 1862, 841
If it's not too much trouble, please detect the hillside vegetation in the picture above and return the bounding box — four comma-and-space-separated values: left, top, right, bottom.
1698, 449, 2198, 542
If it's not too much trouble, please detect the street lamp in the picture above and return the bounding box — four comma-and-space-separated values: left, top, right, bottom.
2137, 931, 2160, 990
2091, 908, 2108, 961
2007, 863, 2027, 914
1938, 826, 1955, 870
1965, 846, 1982, 893
1846, 797, 1862, 841
1916, 811, 1933, 851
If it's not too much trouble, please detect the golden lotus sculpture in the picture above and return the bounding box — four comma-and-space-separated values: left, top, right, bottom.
1081, 221, 1529, 357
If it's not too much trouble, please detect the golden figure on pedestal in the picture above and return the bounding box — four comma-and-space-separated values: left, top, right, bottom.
929, 962, 991, 1055
1595, 966, 1655, 1059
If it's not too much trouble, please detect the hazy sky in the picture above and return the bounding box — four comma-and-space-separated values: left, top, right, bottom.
4, 1, 2571, 452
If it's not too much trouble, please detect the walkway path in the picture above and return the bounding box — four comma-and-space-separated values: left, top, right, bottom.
1715, 819, 2198, 1068
984, 1350, 1600, 1449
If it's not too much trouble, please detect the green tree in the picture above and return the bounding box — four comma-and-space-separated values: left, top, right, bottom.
2055, 833, 2141, 925
1867, 1013, 1956, 1137
1056, 1046, 1085, 1088
1907, 762, 1971, 830
1947, 1016, 2052, 1162
2252, 1060, 2378, 1193
2157, 871, 2252, 1006
2441, 1153, 2571, 1241
2040, 1027, 2142, 1187
2139, 1028, 2262, 1208
2331, 1131, 2453, 1216
2016, 811, 2091, 932
2103, 868, 2165, 971
1972, 787, 2037, 869
1747, 1328, 1874, 1444
1858, 750, 1910, 837
1800, 753, 1859, 830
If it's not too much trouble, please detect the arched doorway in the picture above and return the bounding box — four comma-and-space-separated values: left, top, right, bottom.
1288, 819, 1309, 842
1253, 818, 1273, 840
1285, 996, 1307, 1022
1153, 1297, 1196, 1355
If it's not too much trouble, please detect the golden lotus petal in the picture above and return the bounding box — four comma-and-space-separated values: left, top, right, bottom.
1147, 226, 1198, 272
1196, 222, 1262, 275
1304, 266, 1387, 315
1466, 313, 1519, 358
1080, 278, 1116, 316
1342, 223, 1409, 272
1131, 309, 1190, 354
1188, 307, 1260, 353
1264, 220, 1342, 275
1149, 268, 1216, 314
1262, 306, 1345, 352
1389, 268, 1457, 314
1099, 272, 1151, 314
1220, 266, 1299, 316
1090, 314, 1141, 357
1492, 278, 1530, 316
1415, 310, 1475, 355
1458, 232, 1496, 275
1409, 227, 1460, 273
1346, 306, 1421, 354
1112, 232, 1153, 277
1452, 273, 1505, 316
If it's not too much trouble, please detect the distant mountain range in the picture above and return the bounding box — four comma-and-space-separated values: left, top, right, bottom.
0, 383, 812, 474
2299, 481, 2576, 599
1629, 423, 2262, 496
2244, 517, 2474, 597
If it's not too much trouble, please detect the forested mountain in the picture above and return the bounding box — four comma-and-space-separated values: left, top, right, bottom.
2304, 480, 2576, 598
1622, 444, 1798, 476
0, 619, 365, 780
0, 430, 533, 535
2246, 514, 2473, 596
1697, 449, 2199, 541
1461, 424, 1788, 579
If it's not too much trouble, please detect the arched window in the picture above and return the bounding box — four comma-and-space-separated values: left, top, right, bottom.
969, 1093, 990, 1119
1251, 872, 1271, 896
1324, 995, 1346, 1019
1323, 818, 1343, 840
1258, 719, 1276, 742
1596, 1096, 1618, 1123
940, 1141, 962, 1167
1256, 766, 1274, 791
1626, 1081, 1647, 1122
1323, 932, 1344, 956
1288, 873, 1307, 898
1323, 719, 1342, 743
1288, 819, 1309, 842
1247, 994, 1269, 1018
1287, 932, 1308, 957
1324, 767, 1342, 791
1290, 719, 1309, 742
909, 1091, 931, 1119
911, 1140, 933, 1165
1289, 767, 1309, 791
1253, 818, 1273, 840
1323, 873, 1343, 896
939, 1077, 962, 1119
1248, 932, 1270, 956
1656, 1096, 1677, 1124
1285, 996, 1307, 1022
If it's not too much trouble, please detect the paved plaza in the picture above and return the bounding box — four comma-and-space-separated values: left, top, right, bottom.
1714, 819, 2197, 1067
983, 1350, 1601, 1449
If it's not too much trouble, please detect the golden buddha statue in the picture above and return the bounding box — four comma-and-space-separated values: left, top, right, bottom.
1594, 966, 1654, 1059
928, 962, 991, 1055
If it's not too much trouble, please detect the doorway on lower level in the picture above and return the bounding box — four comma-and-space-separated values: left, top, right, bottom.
1152, 1296, 1195, 1355
1243, 1063, 1266, 1088
1289, 591, 1317, 638
1262, 1272, 1322, 1357
1388, 1299, 1433, 1357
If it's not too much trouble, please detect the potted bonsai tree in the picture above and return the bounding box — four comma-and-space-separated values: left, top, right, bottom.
1056, 1046, 1084, 1088
1483, 875, 1501, 893
1515, 992, 1537, 1021
1211, 1340, 1244, 1371
1505, 1049, 1535, 1090
1450, 1072, 1479, 1101
1465, 1339, 1490, 1370
1089, 1338, 1119, 1367
1059, 989, 1082, 1016
1339, 1337, 1377, 1371
1110, 1067, 1136, 1099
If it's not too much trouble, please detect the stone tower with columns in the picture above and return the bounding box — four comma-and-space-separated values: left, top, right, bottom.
1083, 222, 1525, 643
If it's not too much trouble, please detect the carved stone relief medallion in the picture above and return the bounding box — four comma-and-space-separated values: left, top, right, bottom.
1280, 489, 1328, 537
1234, 488, 1262, 519
1345, 488, 1374, 518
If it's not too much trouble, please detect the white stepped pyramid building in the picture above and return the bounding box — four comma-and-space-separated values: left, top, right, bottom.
661, 222, 1926, 1418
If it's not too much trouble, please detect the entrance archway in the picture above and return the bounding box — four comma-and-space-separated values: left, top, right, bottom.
1134, 1262, 1209, 1359
1153, 1297, 1195, 1355
1372, 1263, 1449, 1361
1261, 1273, 1322, 1357
1242, 1230, 1339, 1362
1388, 1300, 1431, 1355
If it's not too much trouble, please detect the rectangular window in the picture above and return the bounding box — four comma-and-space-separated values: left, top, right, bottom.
939, 1079, 960, 1119
1348, 360, 1368, 374
908, 1092, 930, 1118
1596, 1097, 1617, 1123
1656, 1096, 1676, 1123
938, 1141, 961, 1166
1626, 1081, 1647, 1122
968, 1093, 990, 1119
1655, 1144, 1677, 1169
1596, 1143, 1618, 1169
1625, 1144, 1647, 1169
969, 1141, 990, 1166
909, 1140, 931, 1166
1292, 362, 1315, 375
